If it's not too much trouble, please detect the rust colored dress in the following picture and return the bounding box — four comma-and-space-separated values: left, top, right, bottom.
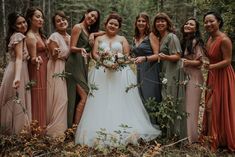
201, 36, 235, 151
28, 36, 48, 128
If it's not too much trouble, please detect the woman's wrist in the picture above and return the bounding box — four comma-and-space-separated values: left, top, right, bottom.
145, 56, 148, 62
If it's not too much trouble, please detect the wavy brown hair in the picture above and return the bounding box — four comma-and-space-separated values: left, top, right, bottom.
134, 12, 150, 39
152, 12, 174, 38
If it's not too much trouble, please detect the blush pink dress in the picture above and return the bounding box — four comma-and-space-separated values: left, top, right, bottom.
46, 32, 70, 137
0, 33, 32, 134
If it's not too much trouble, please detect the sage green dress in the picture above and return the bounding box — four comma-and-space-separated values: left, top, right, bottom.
160, 33, 186, 137
65, 30, 91, 128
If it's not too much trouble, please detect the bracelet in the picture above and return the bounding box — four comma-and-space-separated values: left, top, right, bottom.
145, 56, 148, 62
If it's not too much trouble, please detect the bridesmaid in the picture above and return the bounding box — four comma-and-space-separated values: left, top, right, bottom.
132, 12, 162, 104
181, 18, 204, 143
25, 7, 48, 128
65, 8, 101, 128
0, 12, 31, 134
201, 11, 235, 151
46, 11, 70, 137
152, 12, 185, 137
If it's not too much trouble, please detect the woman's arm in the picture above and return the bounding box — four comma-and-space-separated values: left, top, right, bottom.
26, 34, 37, 64
89, 31, 106, 46
122, 36, 130, 56
147, 32, 159, 61
13, 41, 23, 88
92, 36, 100, 61
48, 40, 60, 60
159, 52, 180, 62
209, 36, 232, 69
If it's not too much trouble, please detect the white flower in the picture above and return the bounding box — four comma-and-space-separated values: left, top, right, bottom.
162, 78, 168, 84
117, 52, 124, 58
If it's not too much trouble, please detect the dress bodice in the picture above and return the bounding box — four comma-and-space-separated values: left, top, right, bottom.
132, 36, 153, 56
207, 37, 223, 64
99, 41, 123, 54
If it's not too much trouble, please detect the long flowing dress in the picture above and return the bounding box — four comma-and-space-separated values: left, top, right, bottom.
201, 36, 235, 151
159, 32, 185, 137
183, 41, 203, 143
132, 36, 162, 103
0, 33, 32, 134
46, 32, 70, 137
65, 29, 91, 128
75, 41, 161, 147
28, 35, 48, 128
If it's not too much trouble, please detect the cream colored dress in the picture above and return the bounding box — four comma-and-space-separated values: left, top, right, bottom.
0, 33, 32, 134
46, 32, 70, 137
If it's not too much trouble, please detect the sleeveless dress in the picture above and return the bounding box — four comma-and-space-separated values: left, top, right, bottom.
75, 41, 161, 146
132, 36, 162, 103
65, 29, 91, 128
0, 33, 32, 134
46, 32, 70, 137
201, 36, 235, 151
28, 35, 48, 128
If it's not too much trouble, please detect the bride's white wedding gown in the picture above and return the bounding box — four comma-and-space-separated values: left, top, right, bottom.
75, 41, 161, 146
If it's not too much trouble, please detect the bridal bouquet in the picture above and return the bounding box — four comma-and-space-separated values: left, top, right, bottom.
96, 47, 132, 71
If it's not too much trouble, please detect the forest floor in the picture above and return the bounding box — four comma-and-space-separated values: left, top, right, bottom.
0, 56, 234, 157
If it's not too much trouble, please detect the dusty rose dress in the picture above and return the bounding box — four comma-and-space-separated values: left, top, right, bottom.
46, 32, 70, 137
183, 41, 203, 143
201, 36, 235, 151
0, 33, 32, 134
28, 35, 48, 128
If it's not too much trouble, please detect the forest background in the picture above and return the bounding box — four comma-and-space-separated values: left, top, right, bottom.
0, 0, 235, 156
0, 0, 234, 69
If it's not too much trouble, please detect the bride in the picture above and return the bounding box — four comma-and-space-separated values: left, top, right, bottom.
75, 13, 161, 147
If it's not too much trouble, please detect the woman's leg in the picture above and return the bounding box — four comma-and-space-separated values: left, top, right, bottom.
73, 84, 87, 125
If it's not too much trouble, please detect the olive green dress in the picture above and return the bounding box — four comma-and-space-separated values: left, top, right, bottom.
160, 33, 186, 137
65, 30, 91, 128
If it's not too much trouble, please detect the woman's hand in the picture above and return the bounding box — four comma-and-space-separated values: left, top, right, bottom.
134, 56, 145, 64
88, 33, 95, 46
12, 79, 20, 89
36, 56, 43, 70
158, 52, 168, 61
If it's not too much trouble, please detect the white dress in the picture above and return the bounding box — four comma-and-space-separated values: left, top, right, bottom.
75, 41, 161, 147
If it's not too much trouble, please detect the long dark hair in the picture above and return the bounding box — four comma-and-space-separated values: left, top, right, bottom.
152, 12, 174, 38
134, 12, 150, 39
6, 12, 24, 52
79, 8, 100, 33
181, 17, 205, 57
25, 7, 46, 39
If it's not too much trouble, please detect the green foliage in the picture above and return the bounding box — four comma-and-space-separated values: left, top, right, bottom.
144, 97, 187, 137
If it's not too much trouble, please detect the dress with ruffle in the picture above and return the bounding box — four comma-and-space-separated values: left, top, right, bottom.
0, 33, 32, 134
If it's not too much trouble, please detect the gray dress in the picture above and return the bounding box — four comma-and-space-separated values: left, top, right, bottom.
132, 36, 162, 104
159, 33, 186, 137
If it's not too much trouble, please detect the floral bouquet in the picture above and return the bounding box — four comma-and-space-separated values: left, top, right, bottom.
96, 47, 132, 71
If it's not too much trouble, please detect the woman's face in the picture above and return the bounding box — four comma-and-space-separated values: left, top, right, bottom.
105, 18, 120, 35
184, 19, 196, 33
155, 18, 168, 32
136, 17, 147, 32
85, 11, 98, 26
54, 15, 68, 31
15, 16, 27, 33
204, 14, 220, 33
31, 10, 44, 28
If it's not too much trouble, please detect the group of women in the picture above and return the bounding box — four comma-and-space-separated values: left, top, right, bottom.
0, 6, 234, 152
